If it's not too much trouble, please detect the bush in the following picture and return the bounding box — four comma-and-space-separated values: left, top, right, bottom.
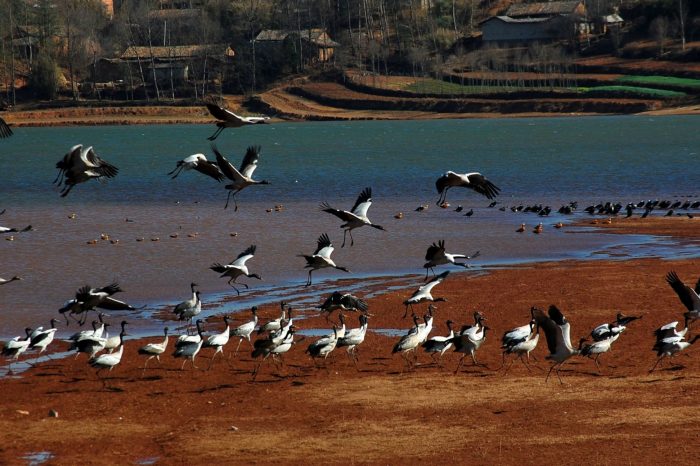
29, 53, 59, 100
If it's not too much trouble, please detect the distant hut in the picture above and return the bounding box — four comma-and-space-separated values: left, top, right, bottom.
481, 0, 592, 43
254, 28, 340, 63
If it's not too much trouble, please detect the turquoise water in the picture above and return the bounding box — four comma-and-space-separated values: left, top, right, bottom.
0, 115, 699, 336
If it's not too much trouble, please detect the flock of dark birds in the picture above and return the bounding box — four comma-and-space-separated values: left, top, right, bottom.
1, 103, 699, 387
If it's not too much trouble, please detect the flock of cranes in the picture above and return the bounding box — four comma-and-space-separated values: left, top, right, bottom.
2, 266, 698, 385
2, 102, 699, 388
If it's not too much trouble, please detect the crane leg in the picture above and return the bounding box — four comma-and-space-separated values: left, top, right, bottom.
454, 354, 467, 375
207, 127, 222, 141
306, 270, 313, 287
224, 190, 233, 209
649, 356, 665, 373
232, 190, 241, 212
341, 229, 348, 248
545, 363, 556, 383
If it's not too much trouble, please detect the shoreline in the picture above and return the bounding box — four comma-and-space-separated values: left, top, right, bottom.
3, 101, 700, 128
1, 255, 699, 464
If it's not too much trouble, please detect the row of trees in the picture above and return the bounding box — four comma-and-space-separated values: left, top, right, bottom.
1, 0, 698, 104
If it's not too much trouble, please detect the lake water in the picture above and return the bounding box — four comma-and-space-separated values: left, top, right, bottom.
1, 115, 699, 338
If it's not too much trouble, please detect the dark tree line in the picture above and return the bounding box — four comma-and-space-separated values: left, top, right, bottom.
1, 0, 698, 103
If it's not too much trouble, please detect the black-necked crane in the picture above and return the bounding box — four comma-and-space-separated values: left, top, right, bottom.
58, 299, 84, 325
299, 233, 349, 287
54, 144, 119, 197
500, 308, 540, 373
650, 335, 700, 372
306, 326, 339, 368
337, 314, 369, 368
89, 327, 126, 389
421, 319, 454, 367
319, 291, 369, 321
173, 320, 205, 370
403, 271, 449, 318
666, 271, 699, 327
29, 319, 59, 356
70, 324, 109, 359
2, 328, 32, 372
251, 325, 295, 380
104, 321, 129, 353
392, 314, 426, 372
268, 326, 296, 369
0, 116, 13, 138
654, 313, 692, 343
0, 275, 22, 285
320, 187, 385, 247
257, 302, 287, 335
173, 283, 201, 329
138, 327, 169, 373
0, 224, 32, 235
211, 144, 270, 211
452, 312, 489, 374
203, 316, 231, 369
501, 320, 540, 374
167, 153, 224, 181
590, 312, 641, 342
423, 240, 480, 279
534, 305, 587, 384
580, 337, 615, 372
210, 245, 261, 295
435, 171, 500, 206
71, 283, 137, 325
68, 319, 100, 342
271, 306, 295, 343
230, 306, 258, 355
205, 102, 269, 141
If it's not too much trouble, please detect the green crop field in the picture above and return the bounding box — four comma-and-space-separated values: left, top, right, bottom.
615, 75, 700, 88
582, 85, 686, 98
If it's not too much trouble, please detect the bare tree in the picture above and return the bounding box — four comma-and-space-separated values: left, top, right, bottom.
677, 0, 688, 51
650, 16, 670, 57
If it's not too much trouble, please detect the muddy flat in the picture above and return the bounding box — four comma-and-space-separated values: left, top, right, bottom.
2, 254, 699, 465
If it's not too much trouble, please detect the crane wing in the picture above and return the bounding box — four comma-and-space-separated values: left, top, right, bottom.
211, 144, 245, 182
350, 187, 373, 217
239, 146, 260, 178
466, 173, 500, 200
194, 160, 224, 182
320, 202, 357, 222
425, 240, 446, 261
206, 102, 239, 122
0, 116, 13, 138
314, 233, 332, 255
666, 271, 698, 312
232, 245, 256, 266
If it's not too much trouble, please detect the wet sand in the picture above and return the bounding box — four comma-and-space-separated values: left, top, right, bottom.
574, 214, 699, 239
2, 252, 699, 464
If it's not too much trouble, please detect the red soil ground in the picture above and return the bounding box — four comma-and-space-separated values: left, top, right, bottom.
2, 218, 699, 464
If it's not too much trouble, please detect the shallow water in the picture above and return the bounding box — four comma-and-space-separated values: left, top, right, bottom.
1, 116, 699, 337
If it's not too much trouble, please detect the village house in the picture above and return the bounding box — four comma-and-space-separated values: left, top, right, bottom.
481, 1, 591, 43
254, 28, 340, 63
117, 44, 234, 83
